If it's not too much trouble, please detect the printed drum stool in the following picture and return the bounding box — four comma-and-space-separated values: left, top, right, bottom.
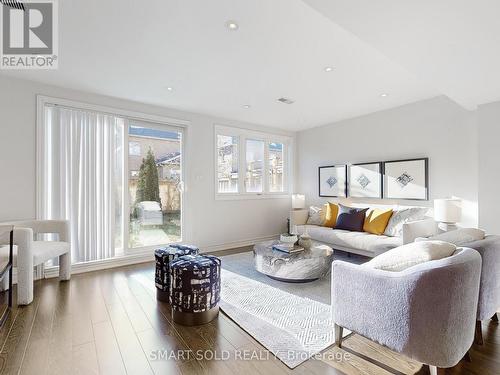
154, 244, 199, 302
170, 254, 221, 326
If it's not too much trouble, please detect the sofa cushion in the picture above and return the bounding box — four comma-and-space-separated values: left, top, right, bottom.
324, 202, 339, 228
384, 207, 428, 237
363, 240, 457, 272
363, 209, 393, 235
416, 228, 486, 246
297, 225, 402, 255
335, 204, 368, 232
306, 205, 326, 226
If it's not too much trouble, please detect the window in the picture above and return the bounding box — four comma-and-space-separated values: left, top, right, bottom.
245, 139, 264, 193
217, 135, 239, 193
269, 142, 284, 192
38, 97, 185, 265
128, 123, 182, 249
215, 125, 291, 198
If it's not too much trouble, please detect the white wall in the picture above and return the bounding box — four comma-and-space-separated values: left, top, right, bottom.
3, 74, 493, 247
0, 75, 294, 250
297, 96, 479, 227
478, 100, 500, 234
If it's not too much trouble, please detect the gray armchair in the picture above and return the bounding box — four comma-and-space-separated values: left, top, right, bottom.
0, 220, 71, 305
462, 235, 500, 344
332, 248, 481, 374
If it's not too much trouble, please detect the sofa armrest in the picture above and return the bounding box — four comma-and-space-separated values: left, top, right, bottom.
331, 261, 414, 351
402, 218, 437, 244
289, 209, 308, 228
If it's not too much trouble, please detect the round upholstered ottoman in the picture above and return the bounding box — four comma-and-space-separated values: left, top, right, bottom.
169, 254, 221, 326
154, 244, 199, 302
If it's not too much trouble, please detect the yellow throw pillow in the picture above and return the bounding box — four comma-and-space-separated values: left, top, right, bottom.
323, 203, 339, 228
363, 209, 393, 235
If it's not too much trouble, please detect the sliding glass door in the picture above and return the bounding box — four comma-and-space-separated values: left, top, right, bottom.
127, 122, 182, 249
39, 103, 184, 265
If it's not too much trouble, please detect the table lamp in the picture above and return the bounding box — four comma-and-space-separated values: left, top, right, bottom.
291, 194, 305, 210
434, 198, 461, 232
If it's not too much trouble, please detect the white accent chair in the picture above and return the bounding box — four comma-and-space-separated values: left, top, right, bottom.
0, 220, 71, 305
332, 247, 481, 374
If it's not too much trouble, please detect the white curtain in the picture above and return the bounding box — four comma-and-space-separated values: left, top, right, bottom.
40, 105, 124, 263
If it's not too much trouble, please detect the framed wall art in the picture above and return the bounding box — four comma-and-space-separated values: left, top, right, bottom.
383, 158, 428, 200
318, 165, 347, 197
348, 162, 383, 198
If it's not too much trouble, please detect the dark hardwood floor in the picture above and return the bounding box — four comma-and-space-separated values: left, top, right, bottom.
0, 253, 498, 375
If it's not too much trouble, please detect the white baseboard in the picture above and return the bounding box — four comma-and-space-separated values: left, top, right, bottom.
199, 234, 279, 253
42, 234, 279, 279
43, 251, 154, 279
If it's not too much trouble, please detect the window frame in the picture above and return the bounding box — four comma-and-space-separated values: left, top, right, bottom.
214, 124, 293, 200
216, 133, 240, 194
36, 95, 189, 263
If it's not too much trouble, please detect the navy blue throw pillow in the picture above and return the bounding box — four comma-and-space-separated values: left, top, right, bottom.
335, 204, 368, 232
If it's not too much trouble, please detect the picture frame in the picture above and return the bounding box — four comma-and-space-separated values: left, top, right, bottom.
348, 162, 383, 198
318, 165, 347, 197
383, 158, 428, 200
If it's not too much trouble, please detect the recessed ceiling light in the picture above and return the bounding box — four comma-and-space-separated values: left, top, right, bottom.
225, 20, 239, 31
324, 66, 334, 72
166, 87, 173, 91
277, 97, 295, 105
380, 93, 389, 97
243, 104, 251, 109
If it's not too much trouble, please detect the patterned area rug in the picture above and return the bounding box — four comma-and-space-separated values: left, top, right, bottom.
219, 251, 366, 368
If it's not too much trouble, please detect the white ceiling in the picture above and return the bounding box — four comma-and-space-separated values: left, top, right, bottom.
7, 1, 499, 130
1, 0, 440, 131
304, 0, 500, 111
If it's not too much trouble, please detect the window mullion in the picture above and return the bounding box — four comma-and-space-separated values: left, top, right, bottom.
263, 140, 270, 194
123, 119, 130, 254
240, 135, 246, 194
282, 142, 288, 193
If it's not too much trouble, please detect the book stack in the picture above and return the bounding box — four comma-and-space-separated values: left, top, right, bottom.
272, 243, 304, 254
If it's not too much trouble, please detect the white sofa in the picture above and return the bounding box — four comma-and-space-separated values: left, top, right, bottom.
290, 207, 437, 258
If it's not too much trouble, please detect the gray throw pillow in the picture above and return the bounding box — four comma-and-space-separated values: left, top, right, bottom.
306, 205, 326, 225
383, 207, 428, 237
363, 240, 456, 272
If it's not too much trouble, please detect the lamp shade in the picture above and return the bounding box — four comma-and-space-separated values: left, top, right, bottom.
434, 198, 461, 223
292, 194, 305, 209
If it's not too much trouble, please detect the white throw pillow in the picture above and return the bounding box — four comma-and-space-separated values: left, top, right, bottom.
306, 205, 326, 225
415, 228, 485, 246
363, 240, 457, 272
383, 207, 428, 237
